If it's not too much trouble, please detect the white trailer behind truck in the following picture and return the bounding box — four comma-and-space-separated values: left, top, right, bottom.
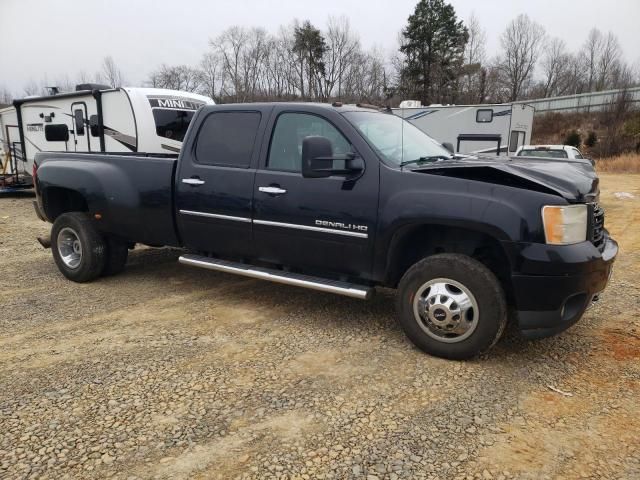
393, 102, 535, 156
0, 85, 213, 191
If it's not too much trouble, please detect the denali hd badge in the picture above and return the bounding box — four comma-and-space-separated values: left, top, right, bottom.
315, 220, 368, 232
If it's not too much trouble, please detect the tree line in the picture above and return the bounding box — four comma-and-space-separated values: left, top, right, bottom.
2, 0, 638, 107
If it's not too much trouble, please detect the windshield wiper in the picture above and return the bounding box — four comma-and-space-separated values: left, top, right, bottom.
400, 155, 452, 168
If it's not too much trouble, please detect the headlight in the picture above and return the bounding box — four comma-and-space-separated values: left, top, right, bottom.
542, 205, 588, 245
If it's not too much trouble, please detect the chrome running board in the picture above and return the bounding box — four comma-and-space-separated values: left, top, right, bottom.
179, 254, 373, 300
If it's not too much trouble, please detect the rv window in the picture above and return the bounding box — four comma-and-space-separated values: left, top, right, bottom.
89, 115, 100, 137
44, 124, 69, 142
74, 109, 85, 136
476, 109, 493, 123
153, 109, 195, 142
195, 111, 262, 167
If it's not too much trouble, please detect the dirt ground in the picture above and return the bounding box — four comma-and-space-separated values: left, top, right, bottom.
0, 173, 639, 480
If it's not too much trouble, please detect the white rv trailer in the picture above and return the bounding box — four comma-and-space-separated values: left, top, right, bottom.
0, 106, 23, 189
393, 102, 535, 156
0, 85, 214, 191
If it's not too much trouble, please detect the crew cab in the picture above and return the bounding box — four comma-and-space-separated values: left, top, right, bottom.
32, 103, 617, 359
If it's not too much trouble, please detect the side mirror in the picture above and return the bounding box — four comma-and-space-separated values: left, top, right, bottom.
302, 136, 333, 178
44, 124, 70, 142
302, 136, 363, 179
74, 109, 85, 136
89, 115, 101, 137
442, 142, 454, 154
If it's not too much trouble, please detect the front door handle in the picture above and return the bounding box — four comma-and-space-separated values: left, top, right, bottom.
259, 186, 287, 195
182, 178, 205, 186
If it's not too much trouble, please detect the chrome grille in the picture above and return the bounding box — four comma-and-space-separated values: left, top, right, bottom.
590, 203, 605, 251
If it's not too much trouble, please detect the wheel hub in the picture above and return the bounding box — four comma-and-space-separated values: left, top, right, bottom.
57, 227, 83, 269
413, 278, 479, 343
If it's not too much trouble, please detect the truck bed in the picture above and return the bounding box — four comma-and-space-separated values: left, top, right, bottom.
35, 152, 180, 246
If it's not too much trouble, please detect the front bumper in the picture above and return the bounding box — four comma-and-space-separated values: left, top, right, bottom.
503, 234, 618, 339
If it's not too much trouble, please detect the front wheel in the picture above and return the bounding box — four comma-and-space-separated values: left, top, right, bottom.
396, 253, 507, 360
51, 212, 106, 283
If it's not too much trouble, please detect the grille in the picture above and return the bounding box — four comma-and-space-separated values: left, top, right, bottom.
590, 203, 605, 251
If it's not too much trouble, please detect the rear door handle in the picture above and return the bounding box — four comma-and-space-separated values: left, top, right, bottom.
258, 186, 287, 195
182, 178, 205, 186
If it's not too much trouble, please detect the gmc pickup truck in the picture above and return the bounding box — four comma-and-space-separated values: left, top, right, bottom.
33, 103, 617, 359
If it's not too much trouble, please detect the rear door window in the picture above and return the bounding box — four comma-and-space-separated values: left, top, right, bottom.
195, 112, 262, 168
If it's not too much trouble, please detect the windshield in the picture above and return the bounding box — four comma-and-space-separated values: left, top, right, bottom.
517, 149, 568, 159
153, 109, 195, 142
343, 111, 452, 166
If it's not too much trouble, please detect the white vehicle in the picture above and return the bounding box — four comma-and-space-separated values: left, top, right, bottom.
393, 102, 535, 156
0, 106, 22, 190
515, 144, 591, 163
1, 84, 213, 191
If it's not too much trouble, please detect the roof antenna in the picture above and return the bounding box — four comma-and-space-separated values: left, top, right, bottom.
401, 103, 404, 170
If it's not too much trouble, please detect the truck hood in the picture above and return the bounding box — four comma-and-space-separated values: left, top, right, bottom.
409, 155, 598, 202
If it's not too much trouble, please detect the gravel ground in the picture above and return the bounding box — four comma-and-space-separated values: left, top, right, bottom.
0, 173, 639, 480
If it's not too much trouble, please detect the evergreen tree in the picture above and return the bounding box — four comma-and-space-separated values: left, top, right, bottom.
293, 21, 327, 99
400, 0, 468, 104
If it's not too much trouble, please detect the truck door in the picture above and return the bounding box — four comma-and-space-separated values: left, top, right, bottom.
70, 102, 90, 151
175, 108, 266, 257
252, 109, 379, 277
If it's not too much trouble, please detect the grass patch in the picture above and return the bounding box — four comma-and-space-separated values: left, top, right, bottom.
596, 153, 640, 173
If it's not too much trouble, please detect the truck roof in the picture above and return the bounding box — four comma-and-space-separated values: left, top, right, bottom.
202, 102, 387, 114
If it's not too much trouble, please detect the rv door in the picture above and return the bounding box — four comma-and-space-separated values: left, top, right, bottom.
70, 102, 91, 152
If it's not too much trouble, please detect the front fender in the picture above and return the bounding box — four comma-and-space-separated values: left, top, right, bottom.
373, 167, 566, 281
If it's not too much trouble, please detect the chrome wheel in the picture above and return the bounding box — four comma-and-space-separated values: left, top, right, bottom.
57, 227, 83, 269
412, 278, 479, 343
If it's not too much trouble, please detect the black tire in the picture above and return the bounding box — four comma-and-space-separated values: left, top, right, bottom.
102, 237, 129, 276
51, 212, 106, 283
396, 253, 507, 360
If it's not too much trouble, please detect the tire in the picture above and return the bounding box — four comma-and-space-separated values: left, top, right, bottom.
102, 237, 129, 276
396, 253, 507, 360
51, 212, 106, 283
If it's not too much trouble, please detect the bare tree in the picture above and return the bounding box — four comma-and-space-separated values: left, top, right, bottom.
76, 70, 93, 85
465, 13, 486, 67
596, 32, 622, 91
497, 14, 546, 101
322, 16, 360, 99
262, 26, 298, 99
0, 86, 13, 105
197, 51, 224, 100
210, 26, 249, 101
581, 28, 603, 91
541, 38, 571, 97
100, 56, 124, 88
461, 13, 487, 103
23, 79, 44, 96
148, 65, 200, 92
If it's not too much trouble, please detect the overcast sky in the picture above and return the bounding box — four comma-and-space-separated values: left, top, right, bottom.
1, 0, 639, 94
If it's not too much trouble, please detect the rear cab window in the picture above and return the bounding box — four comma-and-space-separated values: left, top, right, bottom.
517, 149, 568, 159
195, 111, 262, 167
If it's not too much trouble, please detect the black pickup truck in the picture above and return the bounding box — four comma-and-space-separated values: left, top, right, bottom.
33, 103, 617, 359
